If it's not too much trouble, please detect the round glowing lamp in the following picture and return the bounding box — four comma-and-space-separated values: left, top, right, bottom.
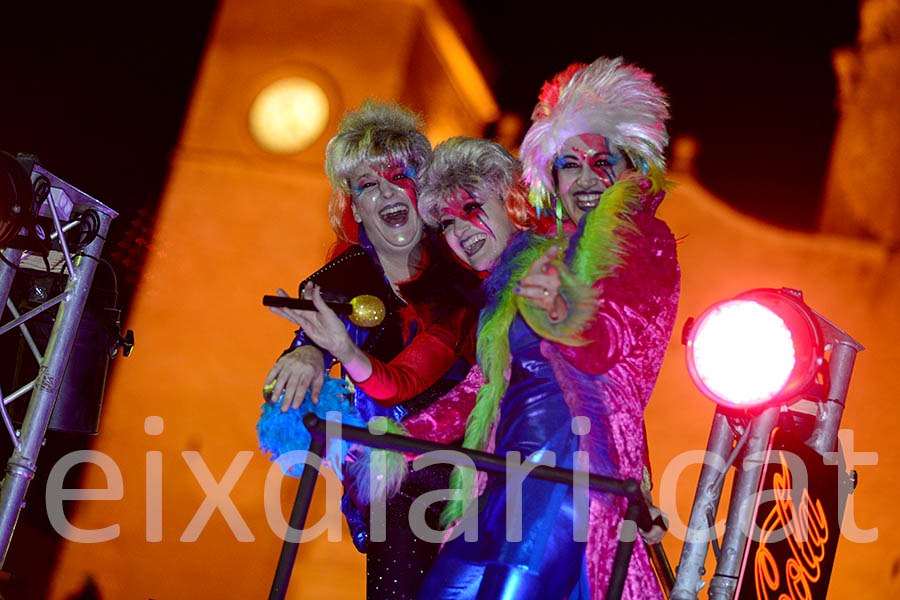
249, 77, 330, 154
684, 288, 824, 409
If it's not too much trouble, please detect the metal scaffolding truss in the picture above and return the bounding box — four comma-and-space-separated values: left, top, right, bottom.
0, 163, 117, 566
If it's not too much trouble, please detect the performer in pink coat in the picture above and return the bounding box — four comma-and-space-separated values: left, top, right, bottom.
416, 56, 679, 599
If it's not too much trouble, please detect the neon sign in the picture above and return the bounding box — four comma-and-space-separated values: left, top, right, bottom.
753, 452, 829, 600
737, 429, 843, 600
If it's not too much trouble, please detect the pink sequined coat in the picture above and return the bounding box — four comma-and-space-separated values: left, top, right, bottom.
546, 190, 679, 599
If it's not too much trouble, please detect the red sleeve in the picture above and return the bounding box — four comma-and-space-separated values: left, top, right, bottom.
352, 306, 475, 406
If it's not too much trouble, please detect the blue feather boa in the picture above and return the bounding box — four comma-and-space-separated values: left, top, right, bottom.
256, 376, 365, 479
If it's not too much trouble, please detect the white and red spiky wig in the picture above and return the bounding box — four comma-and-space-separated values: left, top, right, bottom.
520, 57, 670, 213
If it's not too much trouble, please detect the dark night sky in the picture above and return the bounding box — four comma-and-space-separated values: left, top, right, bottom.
460, 0, 859, 230
0, 2, 217, 236
1, 1, 859, 299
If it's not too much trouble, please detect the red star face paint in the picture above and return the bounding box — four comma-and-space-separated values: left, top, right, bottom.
554, 134, 630, 224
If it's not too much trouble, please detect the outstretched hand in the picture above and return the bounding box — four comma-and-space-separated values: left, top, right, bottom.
515, 246, 568, 322
268, 284, 373, 384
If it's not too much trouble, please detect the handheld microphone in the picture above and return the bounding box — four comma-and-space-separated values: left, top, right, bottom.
263, 294, 386, 327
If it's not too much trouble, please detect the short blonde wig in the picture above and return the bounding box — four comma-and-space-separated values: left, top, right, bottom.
419, 136, 534, 231
324, 100, 432, 243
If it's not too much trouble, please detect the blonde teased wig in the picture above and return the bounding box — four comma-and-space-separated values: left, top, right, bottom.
324, 100, 432, 243
520, 57, 670, 214
418, 136, 535, 231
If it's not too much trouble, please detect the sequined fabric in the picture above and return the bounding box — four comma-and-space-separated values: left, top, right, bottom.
551, 199, 679, 600
367, 463, 452, 600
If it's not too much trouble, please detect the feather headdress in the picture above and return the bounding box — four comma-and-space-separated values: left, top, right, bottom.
520, 57, 670, 214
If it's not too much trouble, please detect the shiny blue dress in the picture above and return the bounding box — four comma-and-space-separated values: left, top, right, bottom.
417, 314, 614, 599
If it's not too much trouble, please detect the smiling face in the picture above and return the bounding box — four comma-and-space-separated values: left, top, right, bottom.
349, 162, 423, 257
438, 188, 516, 272
555, 134, 630, 224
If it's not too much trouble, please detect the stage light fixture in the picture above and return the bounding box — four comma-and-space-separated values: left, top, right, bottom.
683, 288, 824, 409
0, 151, 36, 248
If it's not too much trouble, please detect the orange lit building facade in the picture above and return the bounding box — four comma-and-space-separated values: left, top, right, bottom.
44, 0, 900, 598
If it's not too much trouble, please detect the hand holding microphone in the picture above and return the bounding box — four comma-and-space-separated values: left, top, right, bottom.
263, 290, 385, 327
265, 285, 375, 384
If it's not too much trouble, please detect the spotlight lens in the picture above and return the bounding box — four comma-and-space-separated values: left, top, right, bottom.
690, 300, 796, 407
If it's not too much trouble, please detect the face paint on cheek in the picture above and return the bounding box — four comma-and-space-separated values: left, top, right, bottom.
443, 195, 494, 238
575, 134, 621, 186
590, 158, 619, 187
351, 173, 373, 199
476, 214, 496, 240
376, 165, 419, 208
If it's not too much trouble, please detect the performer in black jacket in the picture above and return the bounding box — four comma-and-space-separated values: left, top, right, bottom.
264, 100, 476, 600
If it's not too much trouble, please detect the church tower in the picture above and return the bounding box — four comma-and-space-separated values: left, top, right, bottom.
820, 0, 900, 248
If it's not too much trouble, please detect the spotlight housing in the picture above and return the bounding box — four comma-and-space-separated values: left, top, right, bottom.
683, 288, 824, 409
0, 152, 36, 248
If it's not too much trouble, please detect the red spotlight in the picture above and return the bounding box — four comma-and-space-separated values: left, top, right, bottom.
683, 288, 824, 409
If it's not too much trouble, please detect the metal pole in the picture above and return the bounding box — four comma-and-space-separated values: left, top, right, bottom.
648, 541, 676, 597
0, 249, 25, 451
307, 415, 642, 502
671, 410, 735, 599
0, 249, 23, 313
268, 435, 327, 600
6, 299, 44, 363
0, 211, 113, 566
805, 309, 863, 457
606, 497, 643, 600
706, 405, 779, 600
0, 292, 66, 337
806, 339, 861, 456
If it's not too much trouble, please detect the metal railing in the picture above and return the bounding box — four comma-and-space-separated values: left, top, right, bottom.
268, 412, 673, 600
